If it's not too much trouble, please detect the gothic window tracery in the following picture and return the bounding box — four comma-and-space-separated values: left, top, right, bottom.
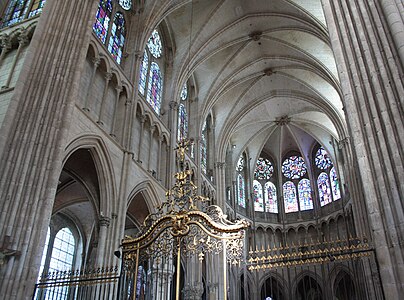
93, 0, 113, 44
139, 29, 164, 114
93, 0, 126, 64
107, 11, 125, 64
283, 181, 298, 213
313, 145, 341, 206
253, 180, 264, 212
282, 154, 311, 213
253, 157, 277, 213
1, 0, 46, 27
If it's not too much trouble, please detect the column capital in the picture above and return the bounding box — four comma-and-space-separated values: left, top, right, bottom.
99, 216, 111, 227
17, 32, 29, 47
169, 101, 178, 110
0, 34, 12, 51
215, 162, 226, 169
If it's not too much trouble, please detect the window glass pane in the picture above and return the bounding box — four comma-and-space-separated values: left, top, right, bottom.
28, 0, 46, 18
298, 178, 313, 211
264, 181, 277, 213
146, 62, 162, 114
200, 120, 207, 174
180, 83, 188, 100
1, 0, 30, 27
330, 167, 341, 201
147, 29, 162, 58
237, 174, 246, 208
138, 51, 148, 95
283, 181, 298, 213
315, 146, 332, 169
236, 156, 244, 172
254, 158, 274, 180
253, 180, 264, 212
93, 0, 113, 44
177, 103, 188, 142
282, 156, 307, 179
318, 172, 332, 206
107, 12, 125, 64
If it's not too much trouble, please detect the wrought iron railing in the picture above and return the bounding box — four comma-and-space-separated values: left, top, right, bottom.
33, 266, 120, 300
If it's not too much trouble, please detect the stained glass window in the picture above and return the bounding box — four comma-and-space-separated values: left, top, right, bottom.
253, 180, 264, 212
28, 0, 46, 18
138, 51, 148, 95
1, 0, 30, 27
237, 174, 246, 208
180, 84, 188, 100
177, 103, 188, 142
318, 172, 332, 206
93, 0, 113, 44
298, 179, 313, 211
330, 167, 341, 201
147, 29, 162, 58
254, 158, 274, 180
146, 62, 162, 114
283, 181, 298, 213
200, 121, 207, 174
236, 156, 244, 172
282, 155, 307, 179
315, 147, 332, 170
119, 0, 131, 10
264, 181, 277, 213
108, 12, 125, 64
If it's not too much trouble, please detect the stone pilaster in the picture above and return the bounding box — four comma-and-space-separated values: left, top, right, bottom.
323, 0, 404, 297
0, 0, 100, 299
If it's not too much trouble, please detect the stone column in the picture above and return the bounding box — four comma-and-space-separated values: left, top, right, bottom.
214, 162, 226, 208
96, 216, 111, 265
83, 57, 101, 111
1, 31, 29, 90
322, 0, 404, 298
157, 135, 164, 180
0, 0, 100, 299
147, 124, 156, 170
110, 85, 122, 137
137, 115, 146, 163
97, 72, 113, 125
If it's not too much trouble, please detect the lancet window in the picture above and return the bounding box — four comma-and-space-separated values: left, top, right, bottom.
1, 0, 47, 28
177, 84, 188, 142
253, 157, 277, 213
314, 145, 341, 206
93, 0, 126, 64
138, 29, 164, 114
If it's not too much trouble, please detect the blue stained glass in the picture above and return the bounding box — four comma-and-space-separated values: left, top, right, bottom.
283, 181, 298, 213
318, 172, 332, 206
180, 84, 188, 100
315, 147, 332, 170
298, 178, 313, 211
119, 0, 131, 10
177, 103, 188, 142
147, 29, 162, 58
28, 0, 46, 18
93, 0, 113, 44
200, 121, 207, 174
330, 167, 341, 201
1, 0, 30, 27
138, 51, 148, 95
254, 158, 274, 180
264, 181, 277, 213
237, 174, 245, 208
146, 62, 162, 114
282, 155, 307, 179
108, 12, 125, 64
253, 180, 264, 212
